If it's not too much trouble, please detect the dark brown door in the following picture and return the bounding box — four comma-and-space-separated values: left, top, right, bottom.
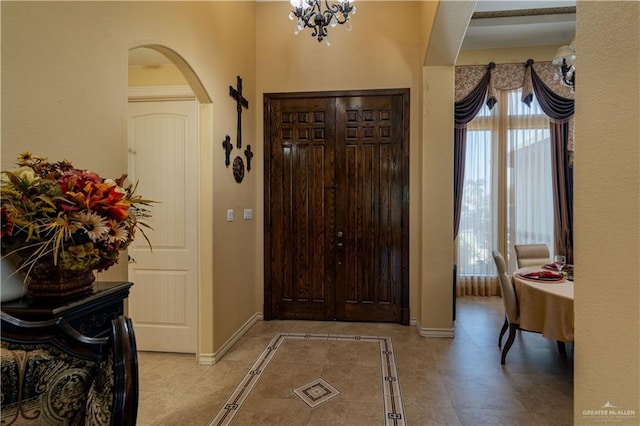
264, 90, 409, 324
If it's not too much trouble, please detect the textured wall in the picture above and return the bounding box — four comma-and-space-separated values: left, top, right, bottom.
574, 1, 640, 422
1, 1, 257, 357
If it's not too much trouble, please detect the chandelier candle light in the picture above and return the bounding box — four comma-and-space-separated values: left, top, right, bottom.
289, 0, 356, 45
553, 37, 576, 90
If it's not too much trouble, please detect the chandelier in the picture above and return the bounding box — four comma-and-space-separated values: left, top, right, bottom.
289, 0, 356, 45
553, 37, 576, 90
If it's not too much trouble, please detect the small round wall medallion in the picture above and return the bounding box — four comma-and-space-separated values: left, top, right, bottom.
232, 156, 245, 183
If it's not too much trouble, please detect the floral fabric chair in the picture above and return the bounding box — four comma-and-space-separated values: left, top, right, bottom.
0, 313, 138, 425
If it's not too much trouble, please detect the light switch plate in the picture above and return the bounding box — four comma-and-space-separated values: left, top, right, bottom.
227, 209, 234, 222
243, 209, 253, 220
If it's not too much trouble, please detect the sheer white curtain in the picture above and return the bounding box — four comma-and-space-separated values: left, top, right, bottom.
457, 90, 554, 296
457, 105, 499, 296
506, 91, 554, 271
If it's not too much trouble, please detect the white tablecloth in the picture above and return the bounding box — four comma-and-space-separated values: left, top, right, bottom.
513, 266, 574, 342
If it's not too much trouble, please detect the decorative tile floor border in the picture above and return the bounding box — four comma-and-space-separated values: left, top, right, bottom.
208, 332, 406, 426
292, 377, 341, 408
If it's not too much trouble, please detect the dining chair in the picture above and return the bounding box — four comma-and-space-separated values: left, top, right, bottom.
514, 243, 550, 268
492, 249, 521, 365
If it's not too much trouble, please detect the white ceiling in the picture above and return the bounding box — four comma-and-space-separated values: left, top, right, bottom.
472, 0, 574, 13
129, 1, 577, 66
462, 0, 576, 50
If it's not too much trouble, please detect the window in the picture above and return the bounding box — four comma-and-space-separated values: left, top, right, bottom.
457, 90, 553, 293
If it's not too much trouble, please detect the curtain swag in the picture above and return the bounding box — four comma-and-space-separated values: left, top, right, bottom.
455, 62, 494, 129
455, 59, 574, 104
453, 59, 575, 264
528, 60, 575, 122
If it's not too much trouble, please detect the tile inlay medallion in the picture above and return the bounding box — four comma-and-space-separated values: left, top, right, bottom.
208, 333, 406, 426
292, 377, 341, 408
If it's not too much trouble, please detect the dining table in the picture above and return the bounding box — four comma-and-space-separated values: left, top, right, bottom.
513, 265, 574, 342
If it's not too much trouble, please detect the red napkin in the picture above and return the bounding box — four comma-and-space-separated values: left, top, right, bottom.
543, 263, 574, 271
522, 270, 564, 280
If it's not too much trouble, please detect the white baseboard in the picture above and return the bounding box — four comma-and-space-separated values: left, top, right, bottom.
198, 312, 263, 365
413, 318, 455, 338
199, 314, 452, 363
198, 353, 216, 365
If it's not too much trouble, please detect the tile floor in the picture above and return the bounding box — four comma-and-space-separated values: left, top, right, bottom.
137, 296, 573, 425
209, 332, 405, 425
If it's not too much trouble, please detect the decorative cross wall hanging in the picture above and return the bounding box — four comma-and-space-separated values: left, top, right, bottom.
222, 135, 233, 167
244, 145, 254, 171
229, 75, 249, 149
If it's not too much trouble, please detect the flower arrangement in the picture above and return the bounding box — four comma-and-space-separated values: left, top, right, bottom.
1, 152, 153, 283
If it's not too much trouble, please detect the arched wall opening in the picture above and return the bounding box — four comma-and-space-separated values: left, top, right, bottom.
127, 43, 216, 363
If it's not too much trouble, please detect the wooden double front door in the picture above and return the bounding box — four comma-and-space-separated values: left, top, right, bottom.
264, 89, 409, 324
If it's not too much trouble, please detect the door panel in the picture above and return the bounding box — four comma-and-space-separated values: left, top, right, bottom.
265, 90, 408, 324
267, 97, 336, 320
127, 100, 198, 352
335, 95, 404, 322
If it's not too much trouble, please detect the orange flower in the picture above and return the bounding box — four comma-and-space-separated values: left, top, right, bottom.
103, 202, 130, 221
1, 152, 153, 279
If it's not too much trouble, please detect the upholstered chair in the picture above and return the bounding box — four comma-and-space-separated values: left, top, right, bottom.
492, 249, 567, 364
0, 313, 138, 425
492, 250, 521, 364
514, 243, 551, 268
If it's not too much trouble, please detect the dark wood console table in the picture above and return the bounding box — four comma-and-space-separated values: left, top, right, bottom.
1, 281, 132, 338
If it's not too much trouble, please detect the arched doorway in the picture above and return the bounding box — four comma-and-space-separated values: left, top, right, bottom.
127, 45, 212, 356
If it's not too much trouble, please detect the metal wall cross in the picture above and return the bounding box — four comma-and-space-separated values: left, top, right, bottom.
244, 145, 254, 171
229, 75, 249, 149
222, 135, 233, 167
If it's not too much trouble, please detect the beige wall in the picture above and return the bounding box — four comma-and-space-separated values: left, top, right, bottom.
1, 1, 258, 358
419, 0, 477, 333
255, 1, 433, 323
421, 65, 455, 330
574, 1, 640, 421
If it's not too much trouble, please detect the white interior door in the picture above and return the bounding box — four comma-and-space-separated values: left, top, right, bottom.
127, 100, 198, 353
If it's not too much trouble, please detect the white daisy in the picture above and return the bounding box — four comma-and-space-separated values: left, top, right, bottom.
107, 219, 129, 243
12, 166, 38, 183
73, 211, 109, 242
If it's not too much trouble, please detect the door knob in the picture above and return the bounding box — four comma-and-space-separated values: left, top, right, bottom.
337, 242, 344, 248
337, 231, 343, 238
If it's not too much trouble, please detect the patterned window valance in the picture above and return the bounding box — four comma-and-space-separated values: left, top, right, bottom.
455, 61, 574, 103
455, 60, 575, 151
